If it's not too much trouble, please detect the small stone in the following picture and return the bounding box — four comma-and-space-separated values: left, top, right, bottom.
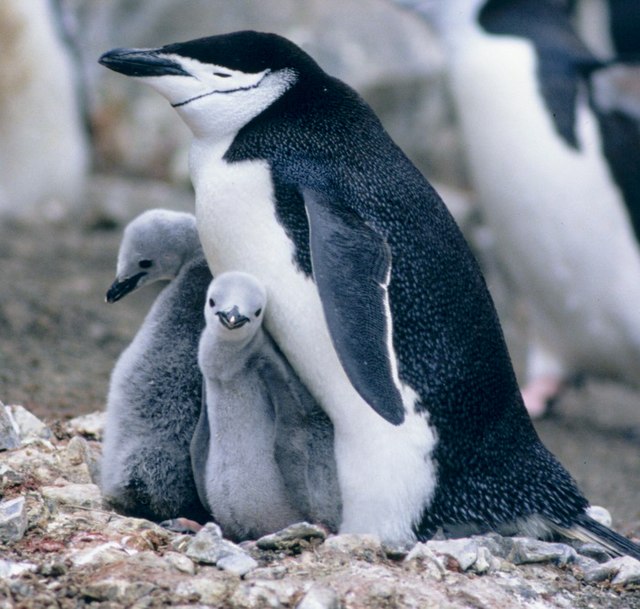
0, 464, 24, 490
0, 405, 20, 451
426, 538, 480, 571
217, 552, 258, 577
0, 496, 28, 543
320, 533, 382, 559
82, 578, 155, 603
297, 585, 340, 609
66, 411, 105, 440
0, 559, 36, 579
231, 580, 300, 608
174, 578, 229, 605
575, 543, 613, 563
6, 405, 51, 441
164, 551, 196, 575
41, 483, 102, 510
587, 505, 612, 528
405, 543, 447, 578
509, 538, 576, 566
186, 523, 251, 567
65, 436, 88, 466
256, 522, 327, 552
71, 542, 128, 567
611, 556, 640, 586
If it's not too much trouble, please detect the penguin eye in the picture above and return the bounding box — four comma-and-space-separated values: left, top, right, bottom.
139, 259, 153, 269
209, 298, 215, 308
213, 72, 231, 78
254, 308, 262, 317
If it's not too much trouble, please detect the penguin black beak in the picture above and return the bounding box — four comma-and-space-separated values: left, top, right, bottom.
106, 272, 147, 303
99, 47, 190, 78
216, 306, 250, 330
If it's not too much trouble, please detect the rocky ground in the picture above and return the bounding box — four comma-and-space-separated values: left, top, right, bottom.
1, 174, 640, 607
1, 403, 640, 609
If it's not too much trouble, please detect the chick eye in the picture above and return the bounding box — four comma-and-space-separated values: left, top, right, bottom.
213, 72, 231, 78
209, 298, 215, 308
254, 308, 262, 317
139, 259, 153, 269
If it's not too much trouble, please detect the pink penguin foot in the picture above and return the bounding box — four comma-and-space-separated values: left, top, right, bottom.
521, 376, 563, 419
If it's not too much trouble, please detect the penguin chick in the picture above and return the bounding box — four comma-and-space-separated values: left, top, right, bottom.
101, 208, 210, 523
192, 271, 341, 541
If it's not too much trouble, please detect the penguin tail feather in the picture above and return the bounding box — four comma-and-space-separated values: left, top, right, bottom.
549, 513, 640, 561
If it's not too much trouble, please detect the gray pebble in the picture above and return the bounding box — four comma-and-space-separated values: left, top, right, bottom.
0, 496, 27, 543
508, 537, 576, 566
186, 523, 257, 575
297, 585, 340, 609
256, 522, 327, 551
216, 553, 259, 577
0, 405, 20, 451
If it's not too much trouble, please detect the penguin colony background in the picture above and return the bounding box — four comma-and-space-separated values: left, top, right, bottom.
97, 0, 640, 561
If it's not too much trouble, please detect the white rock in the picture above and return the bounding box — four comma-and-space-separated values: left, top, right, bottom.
186, 523, 253, 570
164, 551, 196, 575
321, 533, 382, 556
297, 585, 340, 609
0, 404, 20, 450
41, 483, 102, 510
174, 578, 229, 605
0, 558, 35, 579
66, 411, 105, 440
216, 552, 258, 577
426, 538, 480, 571
0, 496, 28, 543
586, 505, 613, 528
611, 556, 640, 585
71, 542, 129, 567
6, 405, 51, 441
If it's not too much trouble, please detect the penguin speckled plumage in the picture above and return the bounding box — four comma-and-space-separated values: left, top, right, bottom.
101, 209, 210, 523
100, 32, 640, 557
193, 271, 340, 541
399, 0, 640, 417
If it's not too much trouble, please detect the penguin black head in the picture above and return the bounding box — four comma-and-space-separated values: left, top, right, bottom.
99, 31, 322, 139
204, 272, 266, 342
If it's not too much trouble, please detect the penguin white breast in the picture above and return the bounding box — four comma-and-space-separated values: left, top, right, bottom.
190, 138, 437, 544
448, 32, 640, 373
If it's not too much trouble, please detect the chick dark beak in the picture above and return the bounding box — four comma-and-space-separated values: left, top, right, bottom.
99, 47, 190, 78
106, 272, 147, 303
216, 306, 250, 330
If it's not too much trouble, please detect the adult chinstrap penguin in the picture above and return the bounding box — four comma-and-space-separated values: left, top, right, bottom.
398, 0, 640, 418
99, 31, 640, 558
192, 271, 340, 541
101, 209, 210, 524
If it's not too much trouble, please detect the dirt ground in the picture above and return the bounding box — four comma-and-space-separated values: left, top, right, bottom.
1, 174, 639, 538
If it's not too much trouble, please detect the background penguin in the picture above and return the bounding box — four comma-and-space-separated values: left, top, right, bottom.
398, 0, 640, 417
193, 271, 340, 541
101, 208, 210, 523
99, 31, 640, 557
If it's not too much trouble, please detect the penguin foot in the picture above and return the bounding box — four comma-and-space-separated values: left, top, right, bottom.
159, 517, 204, 534
521, 376, 563, 419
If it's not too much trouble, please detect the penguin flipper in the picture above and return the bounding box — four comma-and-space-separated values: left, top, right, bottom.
304, 189, 405, 426
549, 513, 640, 561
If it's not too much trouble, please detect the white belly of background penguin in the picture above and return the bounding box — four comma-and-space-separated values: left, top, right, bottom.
193, 271, 340, 541
100, 31, 640, 558
101, 209, 210, 523
399, 0, 640, 416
